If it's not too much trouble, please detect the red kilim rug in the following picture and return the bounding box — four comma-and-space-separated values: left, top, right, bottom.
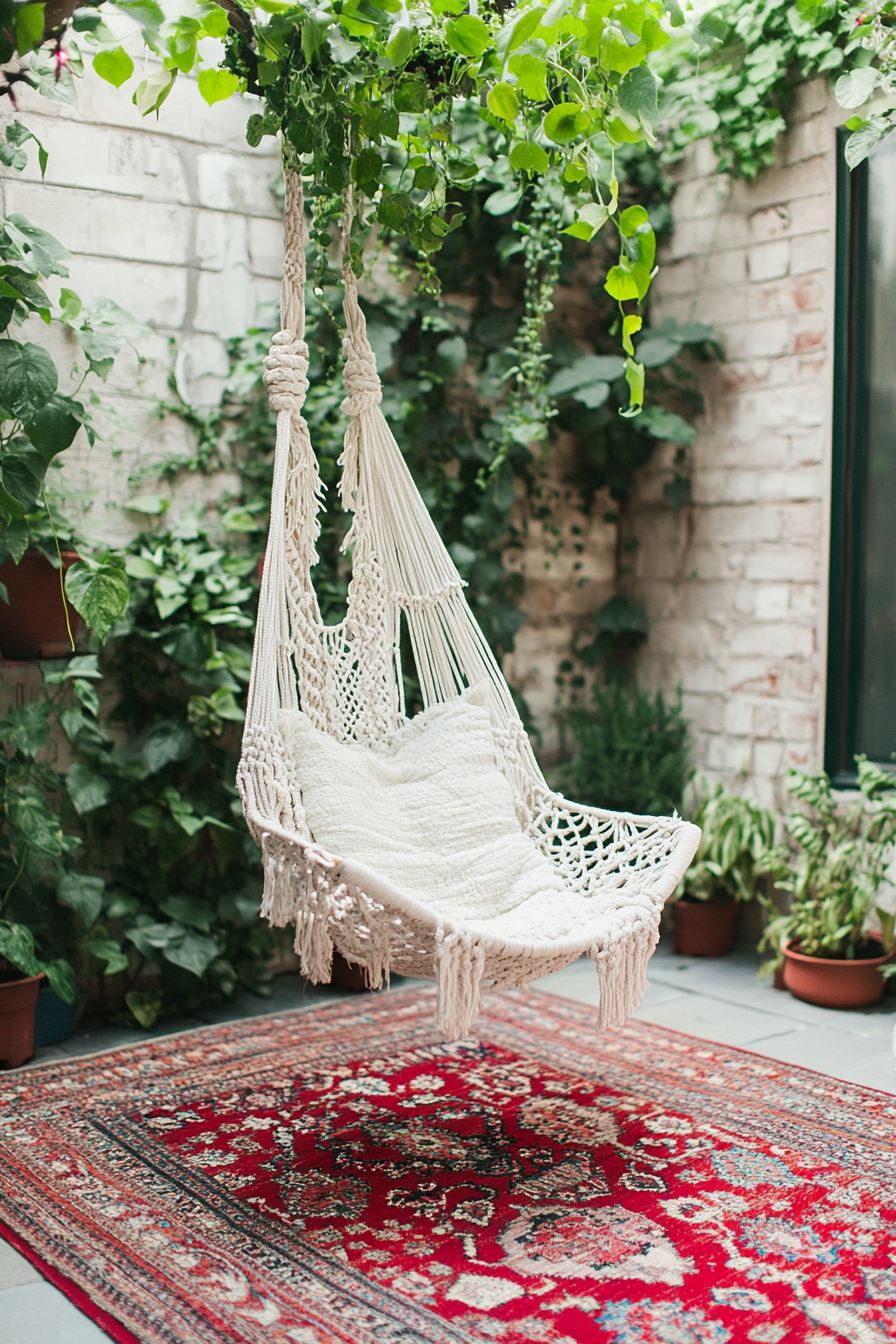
2, 987, 896, 1344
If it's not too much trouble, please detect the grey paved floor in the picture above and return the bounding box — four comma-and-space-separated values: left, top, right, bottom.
2, 938, 895, 1341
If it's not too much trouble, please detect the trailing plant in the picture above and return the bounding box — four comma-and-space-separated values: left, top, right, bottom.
676, 786, 788, 905
661, 0, 896, 178
0, 656, 102, 1003
558, 679, 691, 816
759, 757, 896, 973
0, 121, 136, 632
1, 0, 686, 425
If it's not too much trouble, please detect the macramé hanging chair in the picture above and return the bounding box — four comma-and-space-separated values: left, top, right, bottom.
237, 171, 701, 1039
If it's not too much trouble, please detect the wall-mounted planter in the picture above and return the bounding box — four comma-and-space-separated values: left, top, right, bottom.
783, 940, 893, 1009
0, 973, 44, 1068
0, 549, 81, 661
671, 897, 739, 957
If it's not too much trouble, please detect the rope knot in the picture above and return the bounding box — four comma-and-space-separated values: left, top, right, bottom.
341, 344, 382, 417
264, 330, 310, 414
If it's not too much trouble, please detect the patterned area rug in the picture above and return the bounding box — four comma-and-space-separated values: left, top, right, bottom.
2, 988, 896, 1344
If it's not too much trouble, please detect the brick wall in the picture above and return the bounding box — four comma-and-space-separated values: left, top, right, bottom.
4, 66, 281, 543
631, 80, 838, 811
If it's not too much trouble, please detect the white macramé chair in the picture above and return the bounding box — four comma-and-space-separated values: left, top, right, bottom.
237, 172, 700, 1037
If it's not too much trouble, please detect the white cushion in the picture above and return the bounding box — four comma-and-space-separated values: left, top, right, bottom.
278, 688, 570, 938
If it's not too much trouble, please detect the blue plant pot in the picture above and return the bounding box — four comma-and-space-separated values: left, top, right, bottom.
33, 985, 75, 1047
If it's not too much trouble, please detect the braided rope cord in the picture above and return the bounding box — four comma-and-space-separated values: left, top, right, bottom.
237, 172, 701, 1037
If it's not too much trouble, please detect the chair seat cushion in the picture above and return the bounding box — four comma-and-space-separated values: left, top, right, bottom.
278, 689, 570, 936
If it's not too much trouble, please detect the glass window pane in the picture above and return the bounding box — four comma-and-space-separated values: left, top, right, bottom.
855, 136, 896, 763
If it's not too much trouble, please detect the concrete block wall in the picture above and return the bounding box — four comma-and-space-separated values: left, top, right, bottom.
4, 62, 281, 544
632, 80, 838, 811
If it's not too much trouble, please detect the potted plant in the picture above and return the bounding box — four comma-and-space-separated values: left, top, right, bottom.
759, 758, 896, 1009
0, 921, 74, 1067
671, 789, 787, 957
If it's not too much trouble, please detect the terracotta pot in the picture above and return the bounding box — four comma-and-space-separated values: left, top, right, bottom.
782, 940, 893, 1009
672, 898, 739, 957
0, 549, 81, 661
0, 973, 44, 1068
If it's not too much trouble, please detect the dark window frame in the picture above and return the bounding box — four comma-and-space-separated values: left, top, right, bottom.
825, 129, 867, 786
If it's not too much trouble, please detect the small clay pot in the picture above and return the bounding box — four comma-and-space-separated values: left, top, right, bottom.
671, 898, 739, 957
0, 549, 81, 661
783, 940, 893, 1009
0, 973, 44, 1068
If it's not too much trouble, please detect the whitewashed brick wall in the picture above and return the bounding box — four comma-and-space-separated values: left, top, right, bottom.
4, 65, 280, 543
632, 80, 838, 812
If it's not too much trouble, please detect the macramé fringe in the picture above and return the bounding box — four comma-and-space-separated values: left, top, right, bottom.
435, 924, 486, 1039
590, 916, 658, 1031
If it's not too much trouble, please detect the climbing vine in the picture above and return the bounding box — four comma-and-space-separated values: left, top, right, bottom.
660, 0, 896, 178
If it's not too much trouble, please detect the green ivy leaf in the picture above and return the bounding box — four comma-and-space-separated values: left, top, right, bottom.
445, 14, 490, 57
508, 142, 548, 174
604, 264, 640, 302
197, 69, 240, 106
44, 957, 76, 1003
57, 872, 105, 926
5, 215, 70, 278
543, 102, 589, 145
639, 405, 696, 444
140, 720, 193, 773
9, 784, 65, 854
618, 205, 649, 237
618, 66, 658, 122
835, 66, 879, 110
385, 22, 413, 64
15, 4, 46, 55
623, 356, 645, 414
692, 11, 728, 48
65, 562, 130, 639
160, 895, 214, 931
92, 48, 135, 88
0, 701, 52, 757
133, 67, 177, 116
125, 988, 163, 1028
845, 118, 888, 169
352, 147, 384, 186
0, 339, 58, 421
0, 921, 41, 977
0, 449, 45, 519
508, 54, 547, 101
413, 163, 438, 191
487, 81, 519, 125
163, 930, 219, 978
0, 517, 28, 564
497, 5, 544, 57
79, 930, 129, 977
66, 763, 111, 815
484, 188, 522, 216
24, 394, 84, 462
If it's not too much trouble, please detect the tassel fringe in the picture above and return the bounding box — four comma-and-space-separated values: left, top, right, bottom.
435, 924, 486, 1039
